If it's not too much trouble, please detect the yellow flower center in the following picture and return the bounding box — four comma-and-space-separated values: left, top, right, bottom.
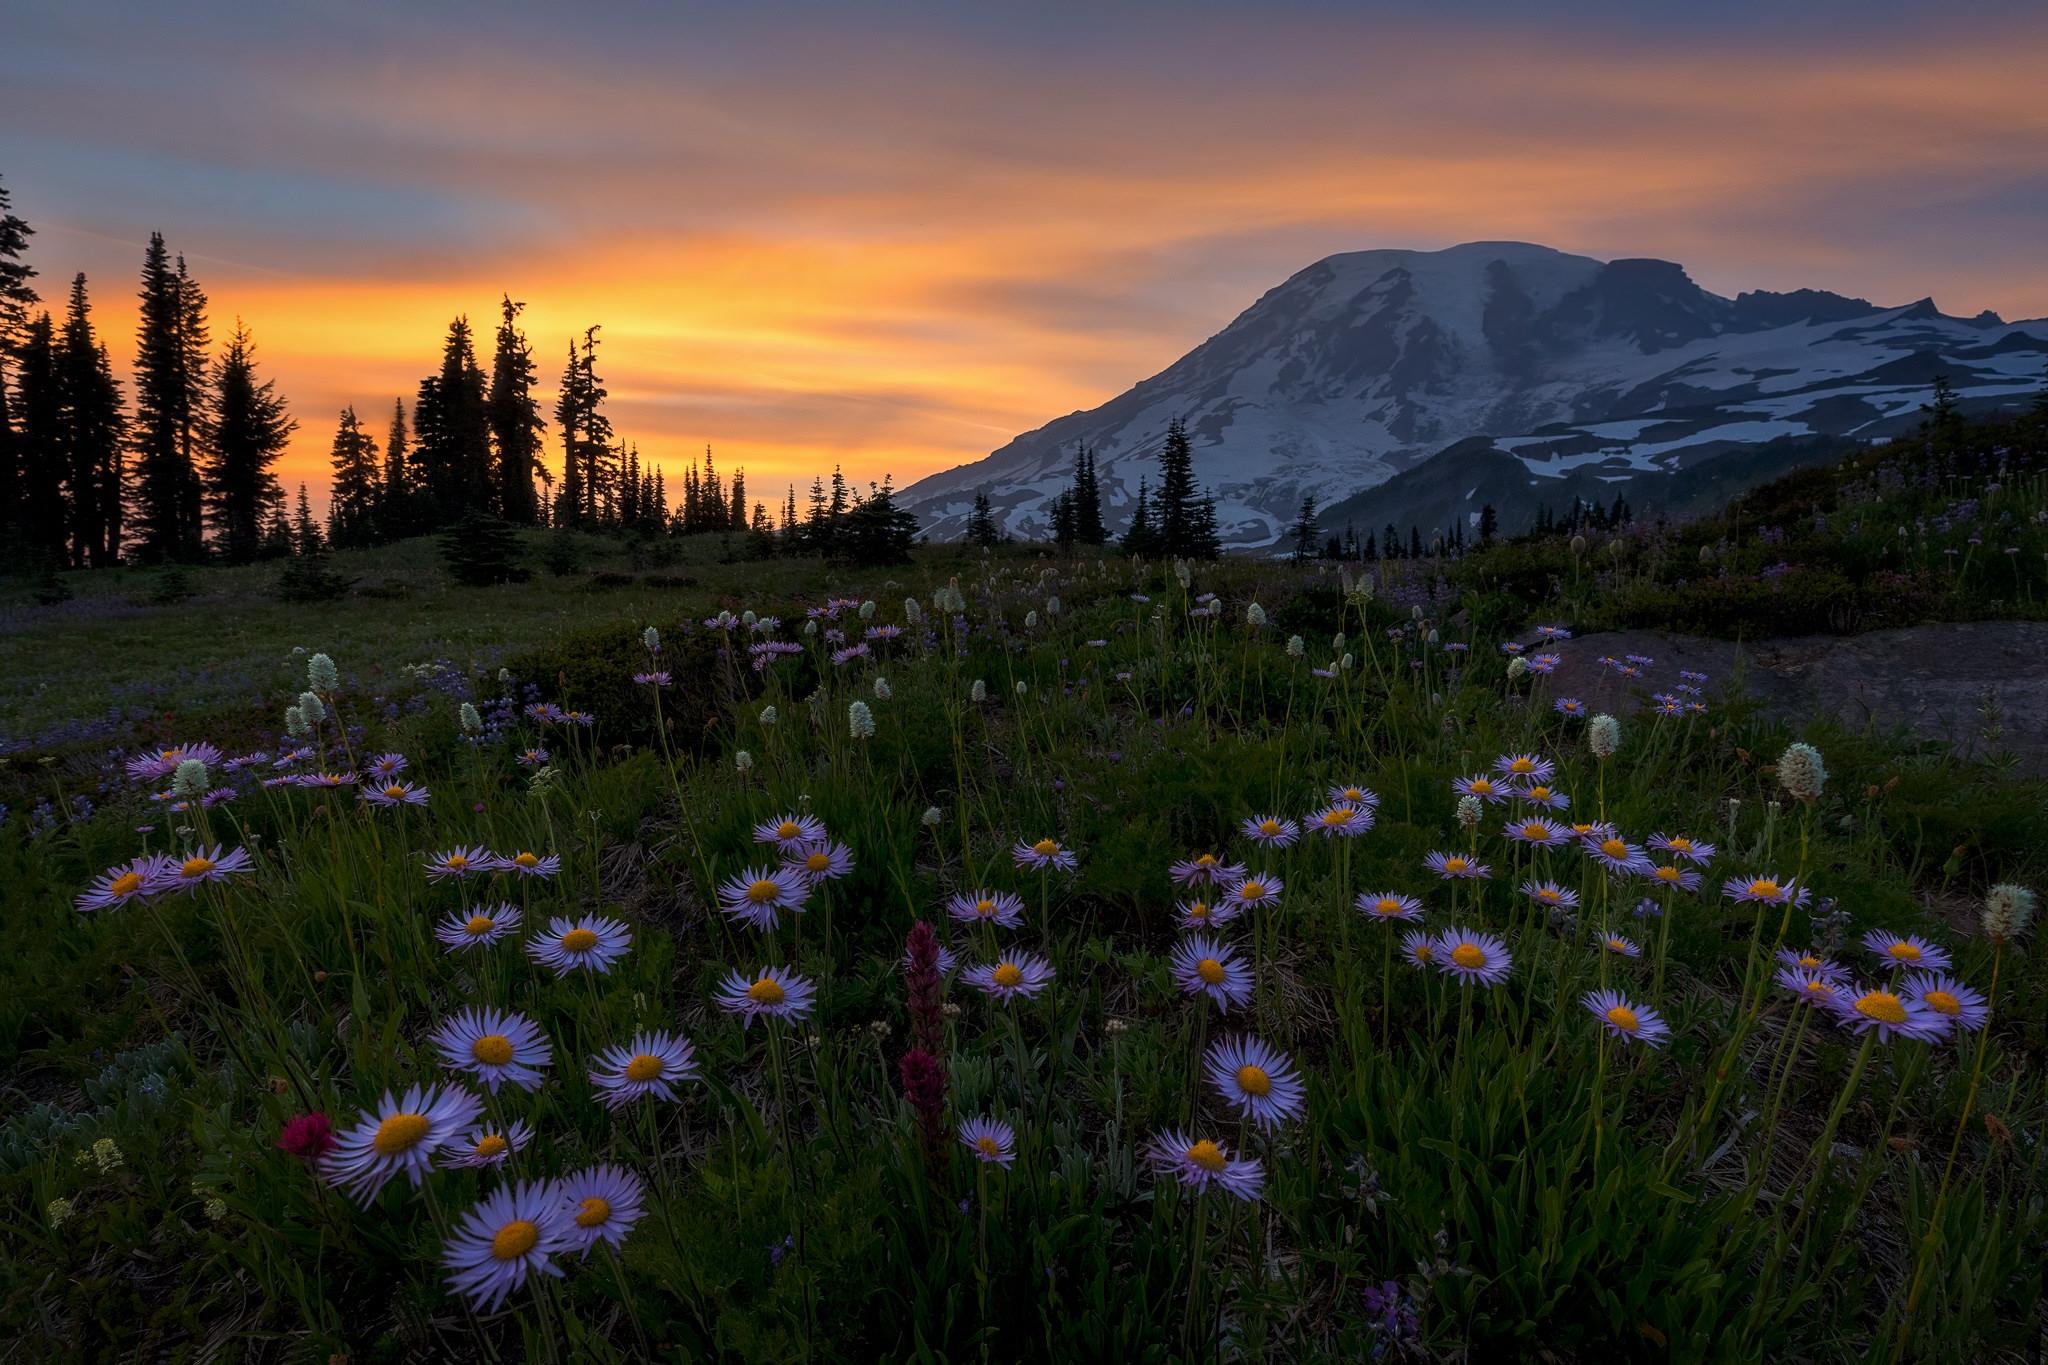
623, 1053, 665, 1082
1196, 958, 1225, 985
1798, 955, 1821, 969
109, 871, 144, 896
1523, 823, 1550, 840
975, 1135, 1001, 1158
1412, 943, 1435, 962
976, 899, 997, 917
1600, 838, 1628, 859
181, 857, 215, 878
1855, 992, 1907, 1025
560, 927, 599, 953
1511, 758, 1535, 773
1528, 786, 1552, 801
804, 852, 830, 873
1605, 1005, 1639, 1032
1235, 1064, 1272, 1096
1186, 1140, 1226, 1172
777, 821, 800, 839
1188, 902, 1212, 919
1196, 855, 1216, 869
1749, 880, 1780, 899
465, 915, 495, 937
514, 852, 539, 869
1450, 943, 1485, 969
473, 1134, 509, 1159
1669, 837, 1693, 852
1606, 938, 1628, 952
446, 854, 469, 870
161, 748, 183, 762
1802, 980, 1835, 997
747, 977, 787, 1006
1239, 880, 1266, 900
992, 962, 1024, 988
1886, 942, 1921, 961
1032, 839, 1059, 857
747, 879, 781, 903
1655, 865, 1680, 882
1342, 789, 1364, 801
576, 1196, 611, 1228
1923, 990, 1960, 1016
1572, 824, 1594, 836
1442, 858, 1467, 874
1259, 820, 1281, 835
1537, 889, 1560, 903
1322, 809, 1353, 827
1470, 779, 1494, 795
490, 1219, 539, 1261
372, 1113, 431, 1156
472, 1034, 514, 1066
1373, 898, 1401, 916
384, 784, 407, 799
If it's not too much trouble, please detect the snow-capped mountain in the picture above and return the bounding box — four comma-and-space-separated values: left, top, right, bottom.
899, 241, 2048, 548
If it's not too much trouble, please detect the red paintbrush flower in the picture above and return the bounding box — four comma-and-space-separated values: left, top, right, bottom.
277, 1112, 335, 1162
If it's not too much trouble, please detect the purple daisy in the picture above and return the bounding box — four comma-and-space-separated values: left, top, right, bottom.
1204, 1036, 1306, 1131
588, 1031, 700, 1109
361, 780, 430, 808
441, 1179, 573, 1310
959, 1116, 1017, 1168
1582, 988, 1671, 1048
1147, 1129, 1262, 1201
1432, 928, 1512, 987
437, 903, 522, 951
75, 854, 173, 913
555, 1164, 648, 1256
947, 889, 1026, 929
1424, 851, 1491, 881
963, 952, 1056, 1003
1240, 814, 1301, 848
1169, 935, 1253, 1012
156, 845, 255, 894
713, 966, 818, 1028
1825, 983, 1952, 1044
1862, 930, 1953, 973
716, 866, 812, 931
1900, 972, 1989, 1033
1011, 837, 1078, 872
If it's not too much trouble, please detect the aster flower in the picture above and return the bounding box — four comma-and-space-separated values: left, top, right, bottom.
1223, 872, 1284, 912
443, 1120, 535, 1170
1520, 880, 1579, 912
1775, 968, 1843, 1004
1432, 928, 1512, 987
1646, 863, 1704, 894
1169, 935, 1253, 1012
1600, 933, 1643, 958
425, 846, 490, 882
441, 1180, 573, 1311
1356, 891, 1424, 924
1648, 832, 1716, 866
75, 854, 172, 913
947, 889, 1025, 930
360, 780, 430, 808
1492, 753, 1556, 784
1204, 1036, 1306, 1131
1399, 929, 1437, 970
555, 1164, 648, 1256
1325, 784, 1381, 809
525, 915, 633, 976
1722, 875, 1809, 908
1309, 803, 1375, 838
1901, 972, 1989, 1034
492, 849, 561, 878
1176, 897, 1241, 931
1505, 816, 1571, 847
430, 1008, 554, 1093
1452, 774, 1510, 805
1241, 814, 1301, 848
322, 1084, 484, 1204
1424, 851, 1491, 881
515, 746, 550, 768
365, 752, 409, 780
1582, 989, 1671, 1048
1011, 837, 1078, 872
1516, 783, 1571, 811
1147, 1129, 1262, 1201
963, 952, 1057, 1002
126, 741, 224, 784
633, 670, 673, 687
754, 812, 828, 850
1171, 853, 1247, 887
959, 1116, 1017, 1168
1555, 698, 1586, 717
1775, 947, 1850, 981
1826, 984, 1952, 1044
1584, 832, 1651, 876
292, 771, 358, 790
436, 903, 522, 951
782, 838, 854, 884
1862, 929, 1953, 973
716, 866, 812, 931
714, 966, 819, 1028
589, 1031, 701, 1109
156, 845, 254, 894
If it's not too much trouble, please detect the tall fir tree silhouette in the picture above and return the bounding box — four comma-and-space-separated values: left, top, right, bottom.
325, 406, 381, 548
1072, 443, 1106, 545
380, 397, 411, 539
0, 174, 38, 564
56, 274, 126, 568
414, 315, 491, 520
205, 321, 295, 562
12, 312, 67, 568
488, 294, 544, 523
132, 233, 209, 561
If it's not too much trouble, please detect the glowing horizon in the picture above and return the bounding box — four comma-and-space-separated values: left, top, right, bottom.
7, 2, 2048, 514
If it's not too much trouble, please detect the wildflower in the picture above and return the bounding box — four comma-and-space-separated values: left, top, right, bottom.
848, 699, 876, 739
1775, 968, 1842, 1003
947, 890, 1025, 929
556, 1165, 648, 1256
436, 903, 521, 951
1722, 875, 1808, 907
1310, 803, 1375, 837
1582, 989, 1671, 1048
492, 849, 562, 878
1862, 929, 1953, 973
425, 846, 490, 882
1285, 634, 1305, 658
1011, 837, 1078, 872
963, 952, 1057, 1003
1240, 814, 1301, 848
900, 1047, 950, 1165
1981, 883, 2035, 943
1584, 832, 1651, 876
717, 866, 811, 931
430, 1007, 554, 1093
157, 845, 254, 894
759, 705, 779, 727
1355, 891, 1424, 925
442, 1180, 573, 1311
1169, 935, 1252, 1012
1432, 928, 1512, 986
1600, 933, 1643, 958
1399, 929, 1437, 970
525, 915, 632, 976
88, 1137, 125, 1172
1453, 774, 1510, 804
1588, 714, 1621, 758
515, 745, 549, 767
322, 1085, 484, 1203
1520, 880, 1578, 911
1171, 853, 1245, 888
1775, 947, 1850, 981
1148, 1130, 1262, 1200
47, 1198, 75, 1228
633, 670, 672, 687
1555, 697, 1586, 718
734, 750, 754, 772
1204, 1036, 1306, 1130
1224, 872, 1284, 912
361, 780, 430, 808
921, 806, 943, 827
904, 921, 948, 1055
307, 652, 340, 692
458, 702, 483, 735
1901, 972, 1989, 1033
873, 677, 893, 701
971, 679, 987, 704
1176, 896, 1241, 930
365, 752, 409, 780
783, 838, 855, 884
172, 758, 210, 799
754, 812, 828, 850
1455, 796, 1482, 831
1778, 742, 1828, 804
714, 966, 818, 1028
1505, 816, 1570, 847
589, 1032, 700, 1109
1424, 851, 1491, 881
75, 854, 172, 913
297, 691, 327, 726
1327, 784, 1381, 810
277, 1113, 336, 1162
443, 1120, 534, 1170
959, 1116, 1017, 1168
1492, 753, 1556, 784
126, 741, 223, 784
1826, 984, 1952, 1044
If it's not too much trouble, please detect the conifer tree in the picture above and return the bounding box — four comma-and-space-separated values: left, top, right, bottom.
292, 483, 323, 555
1050, 488, 1076, 546
553, 340, 584, 526
56, 274, 126, 567
1072, 443, 1106, 545
326, 406, 381, 548
12, 312, 67, 568
414, 315, 492, 520
966, 490, 1001, 548
1156, 418, 1198, 555
1289, 494, 1320, 560
488, 295, 544, 523
1122, 476, 1157, 555
205, 321, 295, 562
380, 397, 412, 539
729, 467, 746, 532
0, 175, 36, 349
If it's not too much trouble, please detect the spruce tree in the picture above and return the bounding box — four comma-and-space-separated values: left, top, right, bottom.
1050, 488, 1076, 546
1072, 443, 1106, 545
488, 295, 544, 523
966, 490, 1000, 548
381, 397, 411, 539
414, 315, 491, 522
729, 467, 746, 532
326, 406, 381, 547
1189, 493, 1222, 559
1156, 418, 1198, 555
292, 483, 323, 554
839, 476, 919, 565
56, 275, 126, 567
0, 175, 36, 349
553, 340, 584, 526
1122, 476, 1157, 556
1289, 494, 1320, 560
13, 313, 67, 568
205, 321, 295, 562
132, 234, 211, 561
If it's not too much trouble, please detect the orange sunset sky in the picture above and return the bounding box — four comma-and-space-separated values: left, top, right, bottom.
6, 2, 2048, 511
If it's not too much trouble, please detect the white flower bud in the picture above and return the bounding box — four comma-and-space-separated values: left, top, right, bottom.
1589, 713, 1620, 759
1046, 596, 1060, 617
1285, 634, 1305, 658
859, 600, 877, 621
1778, 742, 1827, 804
296, 691, 326, 725
1456, 795, 1481, 830
1340, 653, 1355, 671
459, 702, 482, 734
921, 806, 944, 827
173, 758, 209, 798
642, 626, 660, 651
904, 598, 924, 625
1015, 680, 1028, 695
804, 619, 819, 637
873, 677, 892, 701
848, 700, 875, 739
307, 652, 339, 693
970, 680, 987, 704
743, 610, 758, 627
1246, 602, 1266, 628
760, 705, 778, 726
1982, 883, 2035, 942
1025, 611, 1039, 629
284, 705, 308, 739
1506, 656, 1527, 679
734, 750, 754, 772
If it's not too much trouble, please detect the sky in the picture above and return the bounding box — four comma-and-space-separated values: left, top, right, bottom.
5, 1, 2047, 509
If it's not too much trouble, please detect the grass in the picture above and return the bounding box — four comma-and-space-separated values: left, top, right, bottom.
1, 539, 2044, 1361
